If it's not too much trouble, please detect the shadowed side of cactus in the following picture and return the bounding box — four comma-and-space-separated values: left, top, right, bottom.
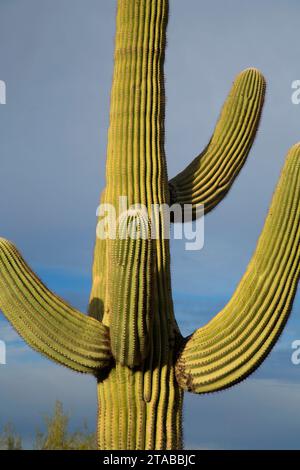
0, 0, 299, 450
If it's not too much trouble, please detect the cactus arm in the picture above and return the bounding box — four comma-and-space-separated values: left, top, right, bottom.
0, 239, 112, 373
109, 213, 154, 367
175, 144, 300, 393
169, 68, 266, 218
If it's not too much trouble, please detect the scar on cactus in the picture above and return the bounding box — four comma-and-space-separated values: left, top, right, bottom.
0, 0, 299, 450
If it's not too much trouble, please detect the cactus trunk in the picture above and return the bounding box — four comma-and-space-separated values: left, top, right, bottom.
97, 363, 183, 450
91, 0, 183, 449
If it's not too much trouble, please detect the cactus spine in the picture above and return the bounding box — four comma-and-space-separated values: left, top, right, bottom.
0, 0, 299, 450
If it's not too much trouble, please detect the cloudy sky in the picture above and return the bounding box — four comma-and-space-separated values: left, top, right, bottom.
0, 0, 300, 449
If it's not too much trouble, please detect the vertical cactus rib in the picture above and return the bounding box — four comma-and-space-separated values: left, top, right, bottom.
169, 68, 266, 219
0, 238, 112, 373
175, 144, 300, 393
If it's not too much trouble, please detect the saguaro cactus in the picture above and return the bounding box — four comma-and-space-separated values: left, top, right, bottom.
0, 0, 299, 450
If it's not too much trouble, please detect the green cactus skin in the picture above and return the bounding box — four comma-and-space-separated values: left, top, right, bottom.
0, 0, 299, 450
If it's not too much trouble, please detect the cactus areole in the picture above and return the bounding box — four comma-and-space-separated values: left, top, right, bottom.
0, 0, 299, 450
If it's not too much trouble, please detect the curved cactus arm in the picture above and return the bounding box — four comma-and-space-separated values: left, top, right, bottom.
169, 68, 266, 219
175, 144, 300, 393
0, 239, 112, 373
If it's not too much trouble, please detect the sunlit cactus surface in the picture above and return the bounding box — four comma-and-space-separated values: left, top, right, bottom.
1, 0, 299, 450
